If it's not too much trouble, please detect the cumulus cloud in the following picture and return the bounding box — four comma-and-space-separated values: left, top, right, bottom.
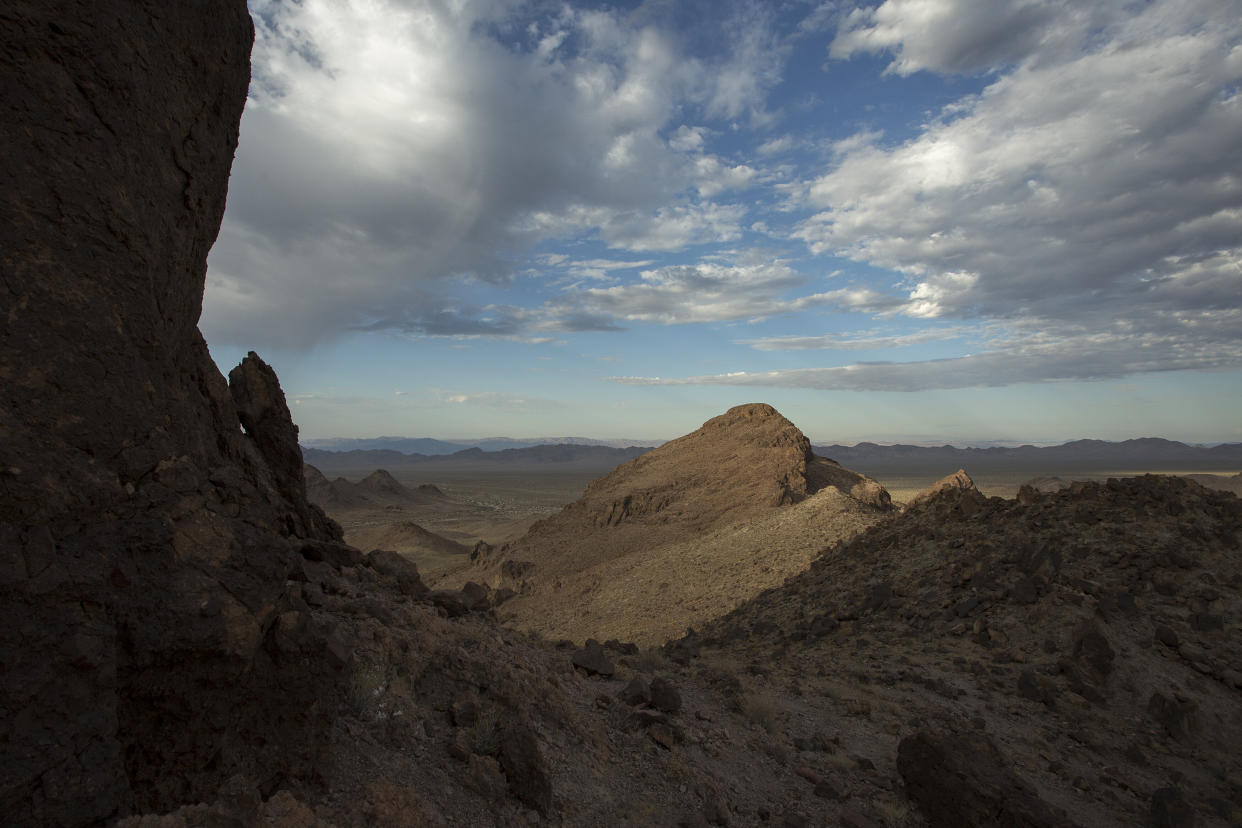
789, 0, 1242, 386
829, 0, 1118, 76
549, 259, 833, 325
204, 0, 788, 347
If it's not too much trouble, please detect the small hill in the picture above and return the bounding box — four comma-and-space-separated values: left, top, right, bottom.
346, 520, 469, 560
468, 403, 893, 644
1187, 472, 1242, 496
304, 465, 454, 510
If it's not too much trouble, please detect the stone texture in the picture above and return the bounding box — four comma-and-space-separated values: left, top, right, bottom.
897, 731, 1077, 828
0, 4, 391, 823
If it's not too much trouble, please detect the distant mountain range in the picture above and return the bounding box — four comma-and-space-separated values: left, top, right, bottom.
301, 435, 654, 454
813, 437, 1242, 474
302, 442, 655, 473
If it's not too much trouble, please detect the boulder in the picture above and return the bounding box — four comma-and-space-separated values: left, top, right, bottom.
498, 722, 553, 815
572, 639, 615, 677
897, 731, 1077, 827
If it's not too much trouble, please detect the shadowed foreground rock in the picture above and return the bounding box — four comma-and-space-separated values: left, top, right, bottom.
0, 2, 362, 823
898, 731, 1076, 828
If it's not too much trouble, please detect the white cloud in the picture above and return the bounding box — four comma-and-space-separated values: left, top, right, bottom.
598, 203, 748, 251
738, 326, 972, 351
757, 136, 794, 156
434, 390, 540, 407
829, 0, 1117, 76
615, 315, 1242, 391
691, 156, 758, 197
799, 0, 1242, 359
669, 125, 708, 151
550, 258, 834, 325
205, 0, 789, 347
562, 258, 656, 282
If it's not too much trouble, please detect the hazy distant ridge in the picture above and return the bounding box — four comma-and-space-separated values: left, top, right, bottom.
302, 435, 653, 454
302, 442, 654, 471
814, 437, 1242, 473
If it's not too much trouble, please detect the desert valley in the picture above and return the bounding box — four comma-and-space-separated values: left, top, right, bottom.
4, 3, 1242, 828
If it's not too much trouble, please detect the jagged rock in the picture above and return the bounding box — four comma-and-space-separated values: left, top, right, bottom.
650, 676, 682, 714
498, 721, 553, 815
1062, 621, 1114, 702
897, 731, 1077, 827
618, 676, 651, 706
908, 469, 978, 507
229, 354, 303, 501
572, 639, 615, 677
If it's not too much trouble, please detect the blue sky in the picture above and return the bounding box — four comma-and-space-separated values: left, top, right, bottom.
203, 0, 1242, 445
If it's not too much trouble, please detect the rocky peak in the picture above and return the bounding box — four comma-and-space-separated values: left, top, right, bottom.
358, 468, 406, 494
479, 403, 891, 619
569, 402, 862, 529
907, 468, 978, 507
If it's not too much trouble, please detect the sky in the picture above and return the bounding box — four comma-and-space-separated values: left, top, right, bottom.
203, 0, 1242, 446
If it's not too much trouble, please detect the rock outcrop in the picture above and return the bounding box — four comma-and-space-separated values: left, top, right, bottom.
1, 3, 365, 823
906, 468, 978, 507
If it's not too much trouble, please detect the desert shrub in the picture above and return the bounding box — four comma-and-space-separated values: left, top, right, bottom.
463, 705, 502, 756
873, 796, 913, 826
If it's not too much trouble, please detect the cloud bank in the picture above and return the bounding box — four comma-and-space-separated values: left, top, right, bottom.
204, 0, 784, 346
204, 0, 1242, 395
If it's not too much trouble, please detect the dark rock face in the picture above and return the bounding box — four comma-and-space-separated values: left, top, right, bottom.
897, 731, 1077, 828
0, 3, 381, 824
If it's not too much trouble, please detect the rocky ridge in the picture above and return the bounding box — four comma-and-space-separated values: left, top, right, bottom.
673, 474, 1242, 826
466, 403, 893, 644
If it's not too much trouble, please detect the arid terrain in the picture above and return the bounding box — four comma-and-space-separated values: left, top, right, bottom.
4, 4, 1241, 828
